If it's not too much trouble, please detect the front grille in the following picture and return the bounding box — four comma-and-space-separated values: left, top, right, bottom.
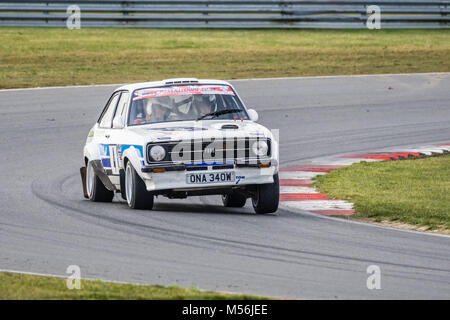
147, 137, 270, 165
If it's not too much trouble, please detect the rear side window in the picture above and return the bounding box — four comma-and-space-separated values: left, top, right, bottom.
99, 93, 120, 128
113, 91, 130, 128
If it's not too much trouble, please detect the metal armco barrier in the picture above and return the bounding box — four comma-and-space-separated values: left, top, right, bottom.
0, 0, 448, 28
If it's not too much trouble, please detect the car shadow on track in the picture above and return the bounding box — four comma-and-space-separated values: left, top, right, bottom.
105, 195, 278, 217
152, 202, 257, 216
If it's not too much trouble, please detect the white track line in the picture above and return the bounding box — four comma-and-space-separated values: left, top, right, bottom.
0, 268, 251, 295
281, 200, 354, 211
280, 186, 320, 194
0, 268, 137, 285
0, 268, 182, 288
1, 72, 448, 92
281, 205, 450, 239
279, 171, 325, 179
310, 158, 382, 165
398, 147, 450, 154
0, 83, 122, 92
233, 72, 449, 82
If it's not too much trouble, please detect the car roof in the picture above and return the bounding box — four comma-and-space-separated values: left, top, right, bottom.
115, 78, 232, 92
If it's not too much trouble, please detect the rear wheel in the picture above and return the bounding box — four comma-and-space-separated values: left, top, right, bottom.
86, 161, 114, 202
252, 173, 279, 214
125, 162, 154, 210
222, 193, 247, 208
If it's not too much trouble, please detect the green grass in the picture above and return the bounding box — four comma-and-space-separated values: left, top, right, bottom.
1, 28, 449, 88
0, 272, 265, 300
314, 155, 450, 232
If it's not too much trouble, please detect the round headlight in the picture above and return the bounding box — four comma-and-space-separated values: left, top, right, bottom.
149, 145, 166, 161
252, 140, 268, 156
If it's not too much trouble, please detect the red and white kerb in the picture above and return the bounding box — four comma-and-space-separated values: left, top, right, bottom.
278, 143, 450, 216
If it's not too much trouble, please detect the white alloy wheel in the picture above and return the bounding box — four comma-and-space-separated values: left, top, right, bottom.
124, 161, 154, 210
86, 160, 114, 202
86, 161, 95, 199
125, 162, 134, 207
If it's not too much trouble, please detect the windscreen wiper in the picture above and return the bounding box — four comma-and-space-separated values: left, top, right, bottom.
196, 108, 243, 121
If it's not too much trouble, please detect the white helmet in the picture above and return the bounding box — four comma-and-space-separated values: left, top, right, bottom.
145, 98, 171, 116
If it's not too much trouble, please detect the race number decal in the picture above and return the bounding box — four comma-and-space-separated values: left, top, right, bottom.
109, 145, 120, 175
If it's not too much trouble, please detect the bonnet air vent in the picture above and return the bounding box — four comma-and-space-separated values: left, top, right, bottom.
221, 124, 239, 130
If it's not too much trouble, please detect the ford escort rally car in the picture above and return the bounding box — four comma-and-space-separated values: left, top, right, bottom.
81, 78, 279, 214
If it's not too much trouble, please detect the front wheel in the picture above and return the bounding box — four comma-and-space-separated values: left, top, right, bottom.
252, 174, 279, 214
125, 162, 154, 210
86, 161, 114, 202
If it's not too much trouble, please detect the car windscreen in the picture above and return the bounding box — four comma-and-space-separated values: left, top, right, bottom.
128, 84, 248, 126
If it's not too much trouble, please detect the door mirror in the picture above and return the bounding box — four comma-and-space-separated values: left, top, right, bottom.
247, 109, 259, 122
112, 115, 125, 129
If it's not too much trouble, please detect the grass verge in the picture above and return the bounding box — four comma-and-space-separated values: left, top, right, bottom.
0, 272, 265, 300
313, 154, 450, 233
1, 28, 450, 88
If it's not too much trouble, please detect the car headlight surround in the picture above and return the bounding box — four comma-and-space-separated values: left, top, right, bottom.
251, 140, 269, 157
149, 145, 166, 162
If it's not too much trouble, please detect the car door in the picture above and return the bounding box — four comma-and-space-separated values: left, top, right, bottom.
109, 91, 130, 175
97, 92, 121, 177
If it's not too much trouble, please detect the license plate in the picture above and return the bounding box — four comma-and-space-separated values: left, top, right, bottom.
186, 171, 235, 184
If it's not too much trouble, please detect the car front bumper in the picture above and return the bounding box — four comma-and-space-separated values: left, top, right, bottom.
140, 163, 278, 192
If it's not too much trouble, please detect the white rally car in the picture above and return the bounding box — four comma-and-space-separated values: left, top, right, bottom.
81, 78, 279, 214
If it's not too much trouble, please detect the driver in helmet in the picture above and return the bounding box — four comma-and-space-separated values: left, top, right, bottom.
192, 96, 212, 118
144, 99, 171, 122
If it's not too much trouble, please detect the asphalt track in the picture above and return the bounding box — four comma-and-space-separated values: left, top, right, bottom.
0, 73, 449, 299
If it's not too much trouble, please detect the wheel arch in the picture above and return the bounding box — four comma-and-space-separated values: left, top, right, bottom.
83, 143, 101, 164
122, 146, 144, 179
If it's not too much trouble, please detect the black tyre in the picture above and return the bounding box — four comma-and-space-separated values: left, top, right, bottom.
125, 162, 154, 210
119, 169, 127, 200
252, 173, 279, 214
222, 193, 247, 208
86, 161, 114, 202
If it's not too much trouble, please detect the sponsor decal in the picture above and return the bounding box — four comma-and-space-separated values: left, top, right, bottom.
101, 158, 111, 168
121, 144, 144, 158
133, 85, 235, 101
236, 175, 245, 185
146, 127, 207, 132
100, 144, 144, 161
248, 131, 265, 136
